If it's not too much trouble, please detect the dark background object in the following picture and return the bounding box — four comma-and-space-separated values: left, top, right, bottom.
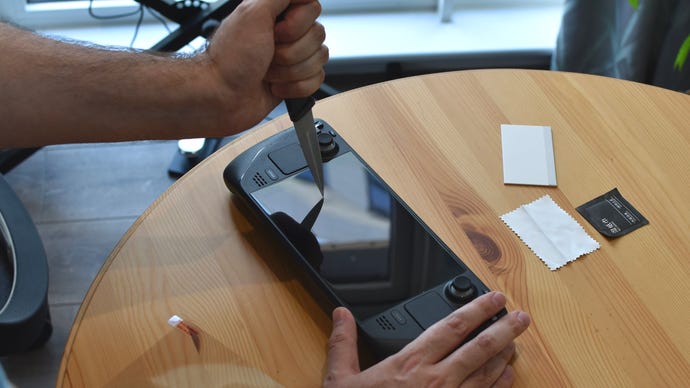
551, 0, 690, 91
0, 149, 39, 175
0, 174, 51, 356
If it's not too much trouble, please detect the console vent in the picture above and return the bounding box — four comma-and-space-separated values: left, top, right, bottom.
252, 172, 267, 187
376, 315, 395, 331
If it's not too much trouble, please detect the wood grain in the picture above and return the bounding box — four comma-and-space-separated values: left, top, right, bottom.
58, 69, 690, 387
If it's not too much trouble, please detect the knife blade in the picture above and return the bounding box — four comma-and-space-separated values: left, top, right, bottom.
286, 96, 324, 196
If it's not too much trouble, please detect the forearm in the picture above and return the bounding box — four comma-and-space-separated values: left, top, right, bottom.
0, 0, 328, 148
0, 23, 237, 147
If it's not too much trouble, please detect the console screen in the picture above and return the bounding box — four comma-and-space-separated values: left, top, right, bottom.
250, 152, 464, 319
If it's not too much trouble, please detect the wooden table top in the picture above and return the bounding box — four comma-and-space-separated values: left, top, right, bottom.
57, 69, 690, 387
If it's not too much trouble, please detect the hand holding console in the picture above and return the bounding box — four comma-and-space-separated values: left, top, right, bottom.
324, 292, 530, 387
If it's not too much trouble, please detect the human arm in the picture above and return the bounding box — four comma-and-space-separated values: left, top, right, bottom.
0, 0, 327, 147
323, 292, 530, 387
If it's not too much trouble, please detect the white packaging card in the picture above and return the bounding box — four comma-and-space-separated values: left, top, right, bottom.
501, 124, 557, 186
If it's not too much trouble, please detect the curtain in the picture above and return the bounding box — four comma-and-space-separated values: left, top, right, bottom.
551, 0, 690, 92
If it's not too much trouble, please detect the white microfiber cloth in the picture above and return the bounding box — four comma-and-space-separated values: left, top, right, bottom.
500, 195, 600, 270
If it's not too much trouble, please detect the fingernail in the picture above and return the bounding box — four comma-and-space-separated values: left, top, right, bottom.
492, 292, 506, 308
332, 307, 346, 325
517, 311, 531, 326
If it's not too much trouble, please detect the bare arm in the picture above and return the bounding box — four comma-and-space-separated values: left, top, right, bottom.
0, 0, 327, 147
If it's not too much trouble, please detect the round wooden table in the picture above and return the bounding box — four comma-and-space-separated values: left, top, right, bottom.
57, 69, 690, 387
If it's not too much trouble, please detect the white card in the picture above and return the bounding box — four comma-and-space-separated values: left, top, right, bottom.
501, 124, 557, 186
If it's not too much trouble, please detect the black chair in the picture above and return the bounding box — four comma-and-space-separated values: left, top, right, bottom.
0, 174, 51, 356
0, 149, 40, 175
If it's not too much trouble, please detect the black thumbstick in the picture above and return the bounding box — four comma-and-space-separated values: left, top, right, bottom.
445, 276, 477, 304
318, 132, 339, 158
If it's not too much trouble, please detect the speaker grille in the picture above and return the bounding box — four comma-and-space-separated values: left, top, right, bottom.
376, 315, 395, 331
252, 172, 267, 187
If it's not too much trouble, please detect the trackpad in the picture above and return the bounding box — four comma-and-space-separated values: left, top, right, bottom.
269, 143, 307, 175
404, 291, 454, 329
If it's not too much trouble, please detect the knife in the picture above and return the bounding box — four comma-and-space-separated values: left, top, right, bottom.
286, 96, 324, 196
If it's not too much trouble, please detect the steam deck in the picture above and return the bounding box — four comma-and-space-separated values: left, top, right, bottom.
223, 120, 506, 358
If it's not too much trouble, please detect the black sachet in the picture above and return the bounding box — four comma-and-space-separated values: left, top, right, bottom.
576, 188, 649, 238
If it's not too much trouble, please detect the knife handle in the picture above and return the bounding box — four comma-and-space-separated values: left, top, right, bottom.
285, 96, 316, 122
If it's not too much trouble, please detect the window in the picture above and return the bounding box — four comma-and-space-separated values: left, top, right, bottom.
0, 1, 145, 27
1, 0, 561, 29
1, 0, 564, 62
0, 0, 429, 29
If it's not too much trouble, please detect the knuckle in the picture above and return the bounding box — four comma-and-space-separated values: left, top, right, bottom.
234, 2, 251, 15
328, 331, 350, 350
480, 366, 494, 382
425, 373, 449, 388
292, 83, 310, 98
276, 22, 298, 44
444, 312, 470, 337
473, 364, 493, 384
507, 311, 528, 333
314, 22, 326, 42
320, 45, 330, 63
322, 372, 348, 388
322, 372, 338, 387
329, 331, 346, 345
474, 332, 498, 352
273, 47, 293, 66
312, 0, 322, 16
394, 351, 424, 374
454, 354, 476, 375
501, 342, 516, 360
389, 355, 448, 388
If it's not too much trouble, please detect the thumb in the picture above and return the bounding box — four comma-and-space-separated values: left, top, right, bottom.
324, 307, 360, 383
249, 0, 290, 19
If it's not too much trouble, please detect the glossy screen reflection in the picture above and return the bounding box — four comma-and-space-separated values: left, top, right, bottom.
251, 152, 464, 319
